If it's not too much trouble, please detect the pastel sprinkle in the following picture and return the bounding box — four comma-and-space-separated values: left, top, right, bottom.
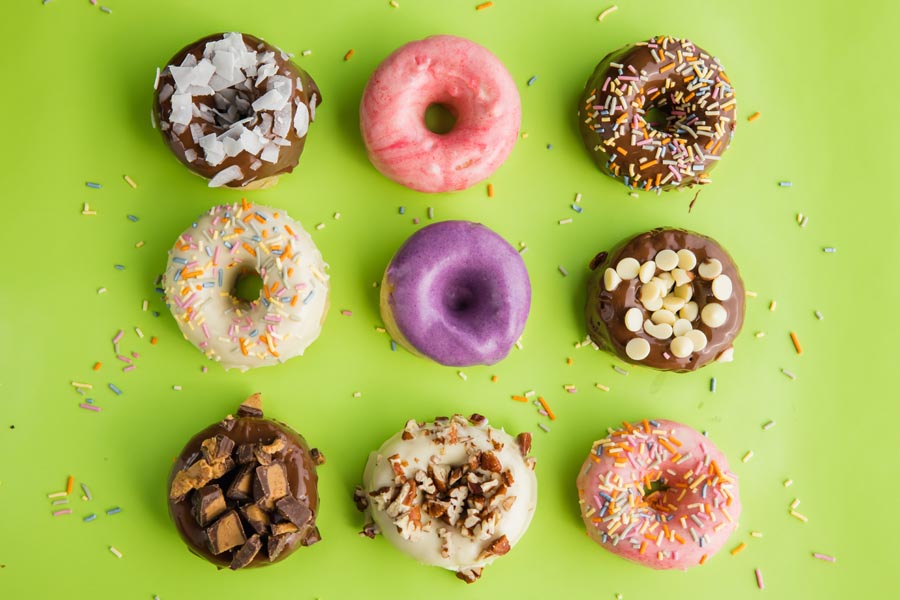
613, 366, 629, 376
755, 568, 764, 590
398, 206, 406, 214
79, 403, 101, 412
86, 182, 102, 189
595, 383, 610, 392
762, 420, 776, 431
574, 193, 582, 203
747, 111, 761, 122
52, 499, 69, 507
343, 49, 355, 61
741, 450, 754, 463
778, 181, 792, 187
730, 542, 747, 556
769, 300, 777, 312
815, 310, 824, 320
340, 310, 353, 316
538, 397, 556, 421
813, 552, 836, 563
109, 546, 123, 559
352, 392, 362, 398
784, 479, 794, 487
487, 183, 495, 197
597, 5, 618, 21
750, 531, 763, 538
390, 0, 399, 6
428, 207, 434, 220
53, 509, 73, 517
527, 75, 537, 86
476, 1, 493, 9
823, 247, 837, 253
84, 514, 97, 522
106, 507, 122, 515
173, 385, 182, 391
81, 483, 93, 501
93, 362, 102, 371
790, 331, 803, 355
790, 510, 808, 523
558, 265, 569, 276
114, 264, 125, 271
71, 382, 93, 390
48, 492, 67, 499
390, 340, 397, 352
457, 371, 467, 381
559, 218, 573, 225
135, 241, 145, 248
123, 175, 138, 189
538, 423, 550, 433
108, 383, 122, 395
781, 368, 797, 380
99, 5, 111, 13
710, 377, 717, 393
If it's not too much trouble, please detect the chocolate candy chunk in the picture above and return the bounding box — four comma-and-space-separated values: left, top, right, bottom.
201, 434, 235, 464
254, 462, 288, 510
240, 503, 271, 535
226, 465, 255, 501
267, 532, 296, 561
237, 393, 264, 418
271, 521, 299, 536
206, 510, 246, 555
310, 448, 326, 466
275, 495, 312, 528
300, 526, 321, 547
229, 534, 262, 570
236, 443, 257, 465
170, 457, 233, 502
192, 485, 227, 527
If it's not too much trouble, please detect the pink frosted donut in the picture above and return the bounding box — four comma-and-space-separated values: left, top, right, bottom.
359, 35, 521, 193
576, 419, 741, 570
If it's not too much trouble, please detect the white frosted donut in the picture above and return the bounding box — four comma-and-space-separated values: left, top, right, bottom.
358, 414, 537, 583
163, 201, 329, 370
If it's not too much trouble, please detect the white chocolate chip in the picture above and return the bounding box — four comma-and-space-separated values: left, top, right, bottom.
701, 303, 728, 328
639, 281, 662, 304
677, 249, 697, 270
712, 275, 733, 301
698, 259, 723, 280
639, 261, 656, 284
670, 336, 694, 358
651, 309, 676, 325
604, 268, 622, 292
641, 295, 664, 312
655, 249, 679, 271
662, 295, 686, 312
624, 308, 643, 332
674, 283, 694, 301
672, 268, 692, 287
716, 347, 735, 362
680, 301, 699, 321
673, 318, 693, 337
625, 337, 651, 361
616, 257, 641, 280
655, 273, 675, 292
684, 329, 708, 351
644, 319, 674, 340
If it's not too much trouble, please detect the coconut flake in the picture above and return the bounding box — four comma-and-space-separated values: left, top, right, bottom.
260, 143, 280, 163
157, 83, 174, 104
170, 94, 193, 125
184, 148, 198, 162
153, 67, 160, 90
208, 165, 243, 188
309, 93, 317, 121
223, 137, 246, 157
273, 103, 292, 138
250, 159, 263, 171
293, 101, 309, 138
252, 89, 286, 112
199, 133, 226, 166
295, 77, 304, 93
189, 123, 204, 144
240, 129, 264, 155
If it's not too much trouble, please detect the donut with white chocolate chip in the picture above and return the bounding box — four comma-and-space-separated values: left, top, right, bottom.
356, 414, 537, 583
153, 32, 321, 189
585, 228, 745, 371
167, 394, 324, 569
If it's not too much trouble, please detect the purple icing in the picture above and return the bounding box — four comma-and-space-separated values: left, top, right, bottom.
383, 220, 531, 366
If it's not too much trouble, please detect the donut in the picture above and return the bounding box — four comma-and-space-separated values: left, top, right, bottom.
163, 201, 329, 371
360, 35, 521, 193
153, 32, 321, 189
578, 36, 736, 191
585, 228, 744, 371
355, 414, 537, 583
576, 419, 741, 569
380, 221, 531, 366
167, 394, 324, 569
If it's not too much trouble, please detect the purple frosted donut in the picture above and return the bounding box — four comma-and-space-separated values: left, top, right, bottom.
380, 221, 530, 366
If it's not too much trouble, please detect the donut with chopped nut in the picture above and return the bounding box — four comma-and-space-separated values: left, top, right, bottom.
356, 414, 537, 583
153, 32, 321, 189
585, 228, 745, 371
167, 393, 324, 569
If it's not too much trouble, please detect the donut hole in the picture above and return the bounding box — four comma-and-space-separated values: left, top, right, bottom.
231, 269, 265, 305
643, 106, 671, 132
642, 478, 670, 509
424, 103, 457, 135
211, 86, 260, 131
441, 272, 493, 326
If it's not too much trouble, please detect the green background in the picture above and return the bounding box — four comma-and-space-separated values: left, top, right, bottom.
1, 0, 897, 598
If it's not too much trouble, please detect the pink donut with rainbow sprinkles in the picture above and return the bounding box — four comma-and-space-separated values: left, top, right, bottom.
576, 418, 741, 570
359, 35, 521, 193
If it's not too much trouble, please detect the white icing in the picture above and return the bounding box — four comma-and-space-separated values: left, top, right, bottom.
362, 417, 537, 572
163, 203, 329, 371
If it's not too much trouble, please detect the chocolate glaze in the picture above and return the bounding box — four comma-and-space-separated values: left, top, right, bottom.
578, 36, 736, 191
167, 414, 320, 568
153, 33, 321, 188
585, 228, 745, 372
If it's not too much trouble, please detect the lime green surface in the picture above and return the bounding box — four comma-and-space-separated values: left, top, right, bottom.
1, 1, 898, 598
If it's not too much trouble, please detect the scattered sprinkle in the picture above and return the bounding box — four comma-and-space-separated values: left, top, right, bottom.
745, 290, 758, 297
762, 420, 776, 431
123, 175, 138, 189
597, 4, 618, 21
613, 366, 629, 376
127, 214, 139, 222
491, 375, 498, 383
781, 368, 797, 380
559, 218, 573, 225
84, 513, 97, 522
755, 568, 764, 590
511, 395, 528, 403
48, 491, 67, 499
172, 385, 182, 391
398, 206, 406, 215
800, 215, 809, 227
755, 331, 766, 338
538, 397, 556, 421
315, 223, 325, 230
108, 383, 122, 395
815, 310, 824, 320
741, 450, 754, 463
81, 483, 93, 501
571, 204, 583, 213
71, 382, 93, 390
527, 75, 537, 86
333, 212, 341, 220
53, 509, 73, 517
730, 542, 747, 556
750, 531, 763, 538
109, 546, 123, 559
790, 510, 808, 523
747, 112, 761, 122
790, 498, 801, 510
340, 310, 353, 317
85, 182, 102, 189
476, 1, 493, 9
390, 340, 397, 352
352, 392, 362, 398
487, 183, 494, 197
457, 371, 467, 381
99, 5, 111, 13
594, 383, 609, 392
710, 377, 717, 393
538, 423, 550, 433
790, 331, 803, 355
79, 403, 101, 413
428, 207, 434, 220
769, 300, 777, 312
784, 479, 794, 487
106, 507, 122, 516
390, 0, 399, 6
114, 264, 126, 271
343, 49, 355, 61
135, 241, 145, 248
823, 247, 837, 253
778, 181, 792, 187
558, 265, 569, 277
302, 49, 312, 57
813, 552, 836, 563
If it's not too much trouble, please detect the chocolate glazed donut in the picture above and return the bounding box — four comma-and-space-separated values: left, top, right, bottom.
153, 32, 321, 189
578, 36, 736, 191
585, 228, 745, 372
167, 394, 323, 569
